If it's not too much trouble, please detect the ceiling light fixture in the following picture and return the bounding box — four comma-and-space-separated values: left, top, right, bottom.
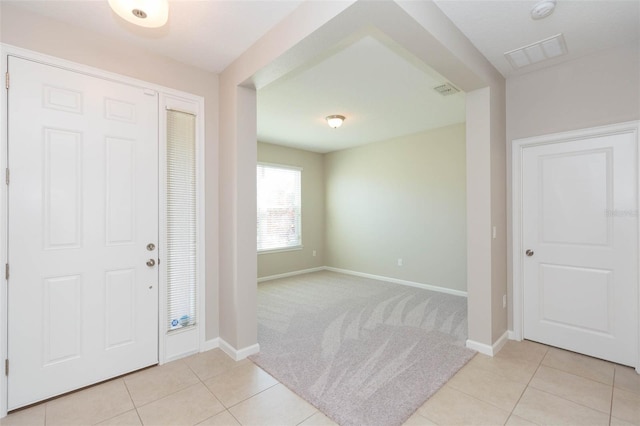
108, 0, 169, 28
326, 115, 345, 129
530, 0, 557, 20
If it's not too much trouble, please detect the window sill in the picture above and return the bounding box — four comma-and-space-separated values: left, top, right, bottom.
258, 245, 304, 255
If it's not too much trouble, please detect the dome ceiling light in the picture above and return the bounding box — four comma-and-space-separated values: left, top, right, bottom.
108, 0, 169, 28
326, 115, 345, 129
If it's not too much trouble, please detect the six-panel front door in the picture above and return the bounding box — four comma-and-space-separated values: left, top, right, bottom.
522, 131, 638, 366
7, 56, 159, 409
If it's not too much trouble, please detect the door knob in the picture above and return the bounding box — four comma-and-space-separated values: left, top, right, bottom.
525, 249, 534, 257
146, 259, 156, 267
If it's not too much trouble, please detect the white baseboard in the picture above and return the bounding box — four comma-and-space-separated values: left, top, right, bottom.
324, 267, 467, 297
257, 267, 325, 283
219, 338, 261, 361
507, 330, 519, 341
466, 330, 510, 356
201, 338, 220, 352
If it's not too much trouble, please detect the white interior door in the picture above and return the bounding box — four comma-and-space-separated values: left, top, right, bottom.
7, 56, 159, 409
522, 130, 638, 366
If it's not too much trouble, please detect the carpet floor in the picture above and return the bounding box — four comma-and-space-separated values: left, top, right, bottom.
250, 271, 475, 426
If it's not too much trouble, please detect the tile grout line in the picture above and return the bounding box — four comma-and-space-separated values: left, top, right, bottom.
227, 408, 244, 426
539, 363, 615, 387
529, 386, 614, 417
226, 381, 281, 411
608, 369, 615, 426
194, 356, 281, 411
527, 356, 617, 417
504, 347, 549, 425
126, 362, 202, 413
167, 353, 243, 426
295, 410, 319, 425
440, 382, 513, 415
121, 378, 145, 426
444, 351, 542, 417
199, 384, 227, 425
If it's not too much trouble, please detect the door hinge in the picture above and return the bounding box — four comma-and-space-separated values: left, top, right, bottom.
5, 168, 9, 185
5, 72, 8, 90
4, 359, 8, 376
5, 264, 8, 280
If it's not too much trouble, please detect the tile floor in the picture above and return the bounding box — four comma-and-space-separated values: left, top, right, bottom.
1, 340, 638, 426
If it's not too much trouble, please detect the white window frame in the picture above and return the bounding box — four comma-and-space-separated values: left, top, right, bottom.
257, 162, 303, 254
159, 95, 206, 362
0, 43, 206, 417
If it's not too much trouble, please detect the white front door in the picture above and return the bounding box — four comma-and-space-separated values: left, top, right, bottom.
521, 129, 638, 366
7, 56, 159, 409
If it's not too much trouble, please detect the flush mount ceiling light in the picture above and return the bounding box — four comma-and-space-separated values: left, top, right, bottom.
326, 115, 345, 129
531, 0, 557, 20
108, 0, 169, 28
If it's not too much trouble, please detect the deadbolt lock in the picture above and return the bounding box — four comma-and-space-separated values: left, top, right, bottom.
147, 243, 156, 251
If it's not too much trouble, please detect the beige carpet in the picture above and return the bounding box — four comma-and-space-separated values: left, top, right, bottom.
250, 270, 475, 426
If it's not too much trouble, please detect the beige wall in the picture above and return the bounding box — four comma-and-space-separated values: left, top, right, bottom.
325, 124, 467, 291
396, 1, 508, 345
0, 4, 221, 340
505, 42, 640, 329
257, 142, 325, 278
507, 43, 640, 141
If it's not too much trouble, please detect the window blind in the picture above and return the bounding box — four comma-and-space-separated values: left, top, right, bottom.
166, 109, 197, 331
257, 164, 302, 251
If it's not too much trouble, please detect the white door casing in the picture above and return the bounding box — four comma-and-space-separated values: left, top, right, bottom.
7, 56, 159, 409
512, 122, 639, 369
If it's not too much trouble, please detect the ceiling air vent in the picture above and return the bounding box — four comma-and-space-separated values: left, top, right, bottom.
505, 33, 568, 70
433, 83, 460, 96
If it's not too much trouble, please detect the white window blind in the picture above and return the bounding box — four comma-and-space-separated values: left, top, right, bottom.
166, 109, 197, 331
257, 164, 302, 252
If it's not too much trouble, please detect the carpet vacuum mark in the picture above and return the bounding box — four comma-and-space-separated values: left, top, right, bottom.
250, 271, 476, 426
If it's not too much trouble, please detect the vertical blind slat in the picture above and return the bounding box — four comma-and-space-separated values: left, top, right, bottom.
167, 110, 197, 331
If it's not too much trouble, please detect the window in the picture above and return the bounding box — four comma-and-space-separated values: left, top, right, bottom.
166, 109, 197, 331
257, 163, 302, 252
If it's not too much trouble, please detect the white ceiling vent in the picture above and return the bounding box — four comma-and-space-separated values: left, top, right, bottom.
504, 33, 568, 69
433, 83, 460, 96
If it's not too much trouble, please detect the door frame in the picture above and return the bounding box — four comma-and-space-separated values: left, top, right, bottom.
0, 44, 207, 416
511, 120, 640, 371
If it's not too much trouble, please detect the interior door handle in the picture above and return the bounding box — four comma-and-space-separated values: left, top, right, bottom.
146, 259, 156, 267
525, 249, 534, 257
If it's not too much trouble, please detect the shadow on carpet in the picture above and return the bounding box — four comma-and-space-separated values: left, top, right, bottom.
250, 271, 476, 426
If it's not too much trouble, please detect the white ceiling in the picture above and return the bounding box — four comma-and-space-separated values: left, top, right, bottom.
3, 0, 638, 152
257, 34, 465, 153
434, 0, 640, 77
1, 0, 304, 73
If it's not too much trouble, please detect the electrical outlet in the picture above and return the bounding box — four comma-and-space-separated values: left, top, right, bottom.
503, 294, 507, 308
312, 250, 316, 257
397, 258, 403, 266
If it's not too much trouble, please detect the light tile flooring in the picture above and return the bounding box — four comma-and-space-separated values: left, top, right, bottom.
1, 340, 639, 426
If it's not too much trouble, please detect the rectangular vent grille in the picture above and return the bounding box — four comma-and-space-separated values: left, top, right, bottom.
433, 83, 460, 96
505, 33, 568, 70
